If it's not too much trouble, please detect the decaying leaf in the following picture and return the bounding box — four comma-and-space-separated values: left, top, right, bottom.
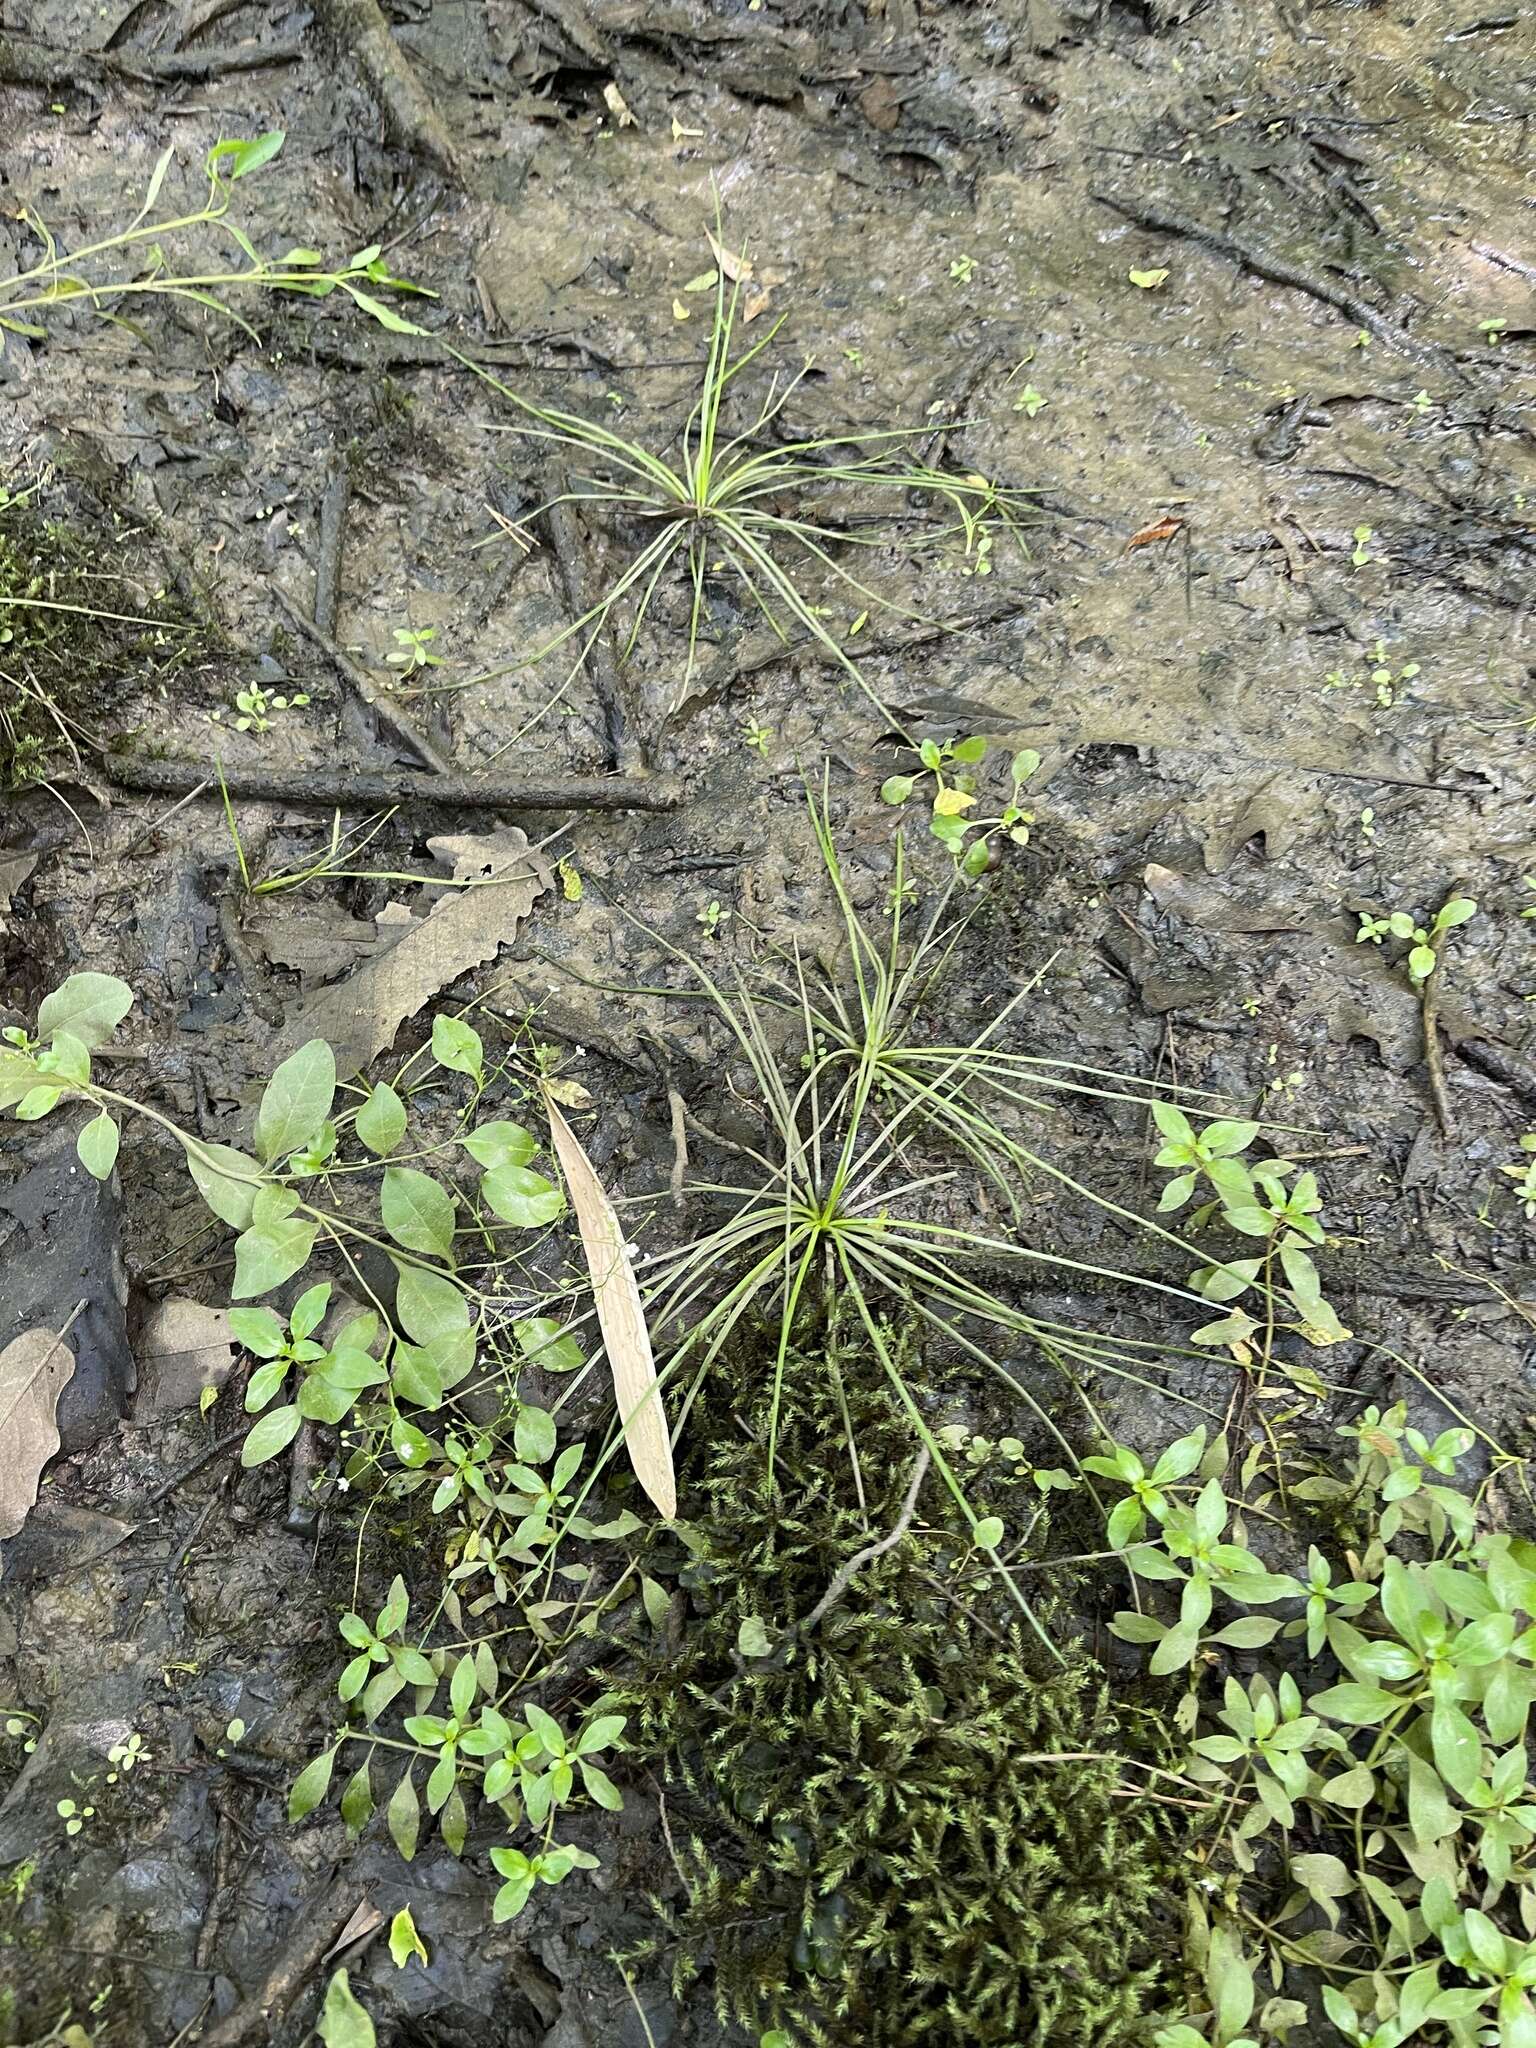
858, 76, 902, 131
1124, 513, 1184, 551
1143, 864, 1308, 935
274, 829, 551, 1077
249, 905, 397, 986
542, 1091, 676, 1518
704, 227, 753, 284
135, 1298, 237, 1417
0, 1324, 79, 1541
602, 81, 637, 128
0, 851, 37, 905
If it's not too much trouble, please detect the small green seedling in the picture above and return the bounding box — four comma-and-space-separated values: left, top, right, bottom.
881, 737, 1039, 878
1012, 384, 1048, 418
1479, 317, 1509, 343
210, 682, 309, 735
1327, 637, 1421, 709
741, 718, 772, 755
1500, 1136, 1536, 1219
1351, 524, 1374, 568
949, 254, 975, 285
56, 1796, 95, 1838
1150, 1101, 1348, 1349
697, 899, 728, 938
1355, 894, 1476, 985
387, 626, 443, 679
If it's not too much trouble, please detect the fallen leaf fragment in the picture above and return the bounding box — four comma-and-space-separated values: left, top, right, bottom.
135, 1299, 237, 1417
705, 227, 753, 284
1125, 513, 1184, 551
858, 75, 902, 131
274, 828, 551, 1077
602, 81, 637, 128
543, 1091, 676, 1518
0, 1322, 80, 1541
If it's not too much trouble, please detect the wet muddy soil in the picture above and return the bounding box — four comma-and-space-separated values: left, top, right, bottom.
1, 0, 1533, 2039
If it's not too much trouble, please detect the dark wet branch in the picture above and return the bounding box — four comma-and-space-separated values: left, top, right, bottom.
97, 754, 684, 812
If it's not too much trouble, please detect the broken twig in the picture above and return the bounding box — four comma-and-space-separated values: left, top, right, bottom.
312, 464, 351, 641
546, 483, 645, 775
100, 755, 682, 812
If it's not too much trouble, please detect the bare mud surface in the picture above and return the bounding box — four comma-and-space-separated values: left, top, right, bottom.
1, 0, 1533, 2040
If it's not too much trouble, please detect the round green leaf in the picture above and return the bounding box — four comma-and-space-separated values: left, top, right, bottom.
316, 1967, 375, 2048
288, 1743, 336, 1821
460, 1121, 537, 1171
76, 1110, 120, 1181
431, 1015, 484, 1077
37, 972, 133, 1050
393, 1262, 470, 1346
254, 1039, 336, 1165
514, 1405, 557, 1464
182, 1138, 264, 1230
513, 1316, 583, 1372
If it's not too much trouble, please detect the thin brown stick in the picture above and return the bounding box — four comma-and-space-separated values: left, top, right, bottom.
215, 888, 282, 1027
1421, 879, 1468, 1138
99, 754, 683, 812
667, 1087, 688, 1213
798, 1448, 930, 1635
271, 583, 453, 774
1093, 190, 1453, 371
140, 1428, 249, 1510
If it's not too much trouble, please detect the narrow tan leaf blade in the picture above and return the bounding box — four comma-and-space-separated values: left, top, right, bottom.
0, 1322, 80, 1540
542, 1091, 675, 1518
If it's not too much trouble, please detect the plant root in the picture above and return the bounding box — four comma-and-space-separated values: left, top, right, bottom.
1092, 190, 1454, 373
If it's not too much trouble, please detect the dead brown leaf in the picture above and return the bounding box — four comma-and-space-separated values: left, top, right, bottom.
858, 76, 902, 131
543, 1092, 676, 1519
1124, 514, 1184, 551
135, 1299, 237, 1417
0, 852, 37, 904
704, 227, 753, 284
0, 1322, 80, 1541
274, 829, 551, 1077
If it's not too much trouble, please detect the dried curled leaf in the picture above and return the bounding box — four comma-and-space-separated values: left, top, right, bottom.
0, 1325, 79, 1540
543, 1091, 676, 1518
